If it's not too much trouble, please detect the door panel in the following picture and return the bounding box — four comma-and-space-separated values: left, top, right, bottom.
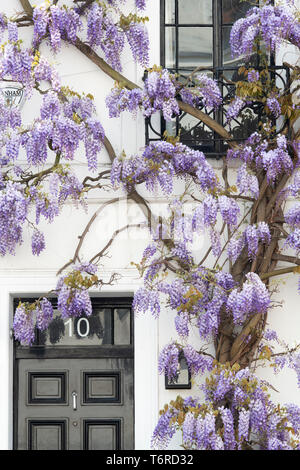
16, 358, 134, 450
28, 420, 67, 450
83, 419, 121, 450
28, 372, 67, 404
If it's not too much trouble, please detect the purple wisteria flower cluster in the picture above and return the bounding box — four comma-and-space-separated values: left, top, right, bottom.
0, 162, 86, 257
33, 3, 82, 51
0, 181, 29, 256
106, 69, 222, 121
110, 140, 217, 194
134, 267, 237, 341
227, 222, 271, 262
158, 342, 213, 380
152, 364, 300, 450
0, 45, 105, 170
87, 2, 149, 71
226, 97, 245, 123
31, 1, 150, 71
0, 42, 105, 256
230, 2, 300, 58
227, 272, 270, 324
179, 73, 222, 110
227, 133, 293, 183
106, 69, 179, 121
13, 298, 54, 345
13, 262, 99, 345
55, 263, 98, 319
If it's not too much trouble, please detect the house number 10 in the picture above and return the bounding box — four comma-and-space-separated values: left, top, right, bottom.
64, 318, 90, 338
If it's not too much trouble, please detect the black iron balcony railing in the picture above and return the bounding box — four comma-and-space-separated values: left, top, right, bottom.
145, 65, 291, 158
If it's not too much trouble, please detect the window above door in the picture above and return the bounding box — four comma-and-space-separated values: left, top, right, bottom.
14, 297, 133, 359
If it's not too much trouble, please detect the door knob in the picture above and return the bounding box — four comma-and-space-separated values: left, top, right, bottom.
72, 391, 78, 411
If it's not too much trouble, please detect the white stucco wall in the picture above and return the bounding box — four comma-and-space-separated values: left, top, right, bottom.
0, 0, 299, 450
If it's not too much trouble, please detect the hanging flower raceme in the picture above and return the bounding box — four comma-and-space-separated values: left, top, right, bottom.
133, 263, 235, 342
110, 140, 218, 194
0, 42, 34, 97
123, 21, 149, 67
85, 2, 149, 71
158, 342, 213, 382
1, 83, 104, 171
106, 68, 221, 121
227, 222, 270, 262
56, 263, 99, 319
143, 68, 179, 120
132, 286, 161, 317
285, 203, 300, 227
226, 97, 245, 123
31, 230, 45, 256
244, 222, 271, 259
267, 96, 281, 118
0, 181, 29, 256
227, 133, 293, 184
179, 73, 222, 110
260, 135, 293, 184
152, 364, 300, 450
218, 195, 240, 227
226, 272, 270, 324
12, 263, 103, 345
230, 2, 300, 58
32, 3, 82, 51
236, 163, 259, 198
13, 298, 53, 345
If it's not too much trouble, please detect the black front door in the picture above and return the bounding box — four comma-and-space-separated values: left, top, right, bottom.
14, 298, 134, 450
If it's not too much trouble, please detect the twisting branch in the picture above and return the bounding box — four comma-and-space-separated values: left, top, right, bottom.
19, 0, 33, 15
89, 223, 145, 264
56, 197, 128, 275
272, 253, 300, 266
260, 266, 299, 281
16, 152, 61, 185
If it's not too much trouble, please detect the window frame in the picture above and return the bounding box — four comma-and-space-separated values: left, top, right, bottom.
152, 0, 280, 157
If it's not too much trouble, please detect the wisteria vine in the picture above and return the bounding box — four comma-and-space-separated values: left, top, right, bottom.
1, 0, 300, 451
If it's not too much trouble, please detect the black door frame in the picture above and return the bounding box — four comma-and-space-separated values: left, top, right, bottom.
13, 296, 134, 450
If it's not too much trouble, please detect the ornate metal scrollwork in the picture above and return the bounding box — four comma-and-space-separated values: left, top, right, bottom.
145, 65, 291, 158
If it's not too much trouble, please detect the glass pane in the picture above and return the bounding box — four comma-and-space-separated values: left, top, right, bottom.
176, 357, 189, 385
114, 308, 131, 345
166, 356, 190, 386
222, 25, 233, 66
179, 0, 212, 24
38, 308, 112, 346
178, 27, 213, 68
165, 27, 176, 68
165, 118, 177, 137
222, 0, 255, 24
165, 0, 175, 23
